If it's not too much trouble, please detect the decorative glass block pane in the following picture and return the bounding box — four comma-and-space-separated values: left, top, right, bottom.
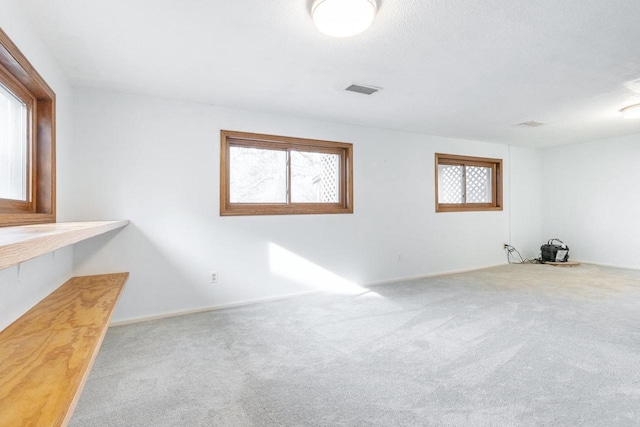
438, 164, 464, 203
291, 151, 340, 203
0, 83, 28, 201
229, 146, 287, 203
466, 166, 492, 203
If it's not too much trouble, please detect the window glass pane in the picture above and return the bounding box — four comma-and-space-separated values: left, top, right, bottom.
291, 151, 340, 203
438, 164, 464, 203
229, 146, 287, 203
466, 166, 492, 203
0, 83, 28, 201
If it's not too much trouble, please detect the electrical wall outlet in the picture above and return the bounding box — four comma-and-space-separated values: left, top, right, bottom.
210, 272, 218, 283
503, 243, 508, 249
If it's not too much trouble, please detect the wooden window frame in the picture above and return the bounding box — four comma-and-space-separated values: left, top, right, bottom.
0, 28, 56, 227
220, 130, 353, 216
435, 153, 502, 213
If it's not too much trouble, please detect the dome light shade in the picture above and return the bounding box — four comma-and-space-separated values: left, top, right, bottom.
621, 103, 640, 119
312, 0, 377, 38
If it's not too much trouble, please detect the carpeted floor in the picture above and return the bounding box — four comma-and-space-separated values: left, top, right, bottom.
71, 264, 640, 426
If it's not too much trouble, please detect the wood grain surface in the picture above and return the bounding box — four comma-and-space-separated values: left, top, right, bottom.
545, 261, 581, 267
0, 221, 129, 271
0, 273, 129, 427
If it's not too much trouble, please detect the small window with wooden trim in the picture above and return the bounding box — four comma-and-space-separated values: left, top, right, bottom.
220, 130, 353, 216
435, 153, 502, 212
0, 28, 56, 227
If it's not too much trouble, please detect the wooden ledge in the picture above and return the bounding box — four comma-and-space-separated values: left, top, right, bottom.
545, 260, 581, 267
0, 220, 129, 271
0, 273, 129, 427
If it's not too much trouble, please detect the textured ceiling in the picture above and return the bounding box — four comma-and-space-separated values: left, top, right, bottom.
16, 0, 640, 147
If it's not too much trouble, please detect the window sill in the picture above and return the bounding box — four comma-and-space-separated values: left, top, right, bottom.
436, 205, 503, 213
0, 213, 55, 227
0, 220, 129, 271
221, 204, 354, 216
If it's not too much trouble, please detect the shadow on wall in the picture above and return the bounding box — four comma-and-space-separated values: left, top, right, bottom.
72, 221, 382, 321
72, 224, 194, 318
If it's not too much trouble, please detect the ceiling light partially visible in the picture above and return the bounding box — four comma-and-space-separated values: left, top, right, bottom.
620, 103, 640, 119
518, 121, 545, 127
312, 0, 377, 38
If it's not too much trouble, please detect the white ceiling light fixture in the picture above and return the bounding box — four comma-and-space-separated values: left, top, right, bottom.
620, 103, 640, 119
518, 121, 545, 127
312, 0, 377, 38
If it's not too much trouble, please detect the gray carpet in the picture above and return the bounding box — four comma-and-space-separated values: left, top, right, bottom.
71, 264, 640, 426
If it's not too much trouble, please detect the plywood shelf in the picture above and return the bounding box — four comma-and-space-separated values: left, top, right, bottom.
0, 220, 129, 271
0, 273, 129, 427
545, 260, 581, 267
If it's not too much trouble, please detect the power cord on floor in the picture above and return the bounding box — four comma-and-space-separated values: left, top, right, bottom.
504, 244, 541, 264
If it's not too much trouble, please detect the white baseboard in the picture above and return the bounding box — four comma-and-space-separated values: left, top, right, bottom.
366, 263, 508, 287
109, 262, 509, 327
110, 289, 320, 326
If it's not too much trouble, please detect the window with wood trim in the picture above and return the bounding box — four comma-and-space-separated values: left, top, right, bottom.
435, 153, 502, 212
0, 28, 55, 227
220, 130, 353, 216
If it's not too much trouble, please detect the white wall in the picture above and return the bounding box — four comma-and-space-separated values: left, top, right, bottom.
0, 0, 544, 328
0, 0, 77, 330
542, 134, 640, 269
0, 248, 73, 331
509, 146, 543, 259
69, 87, 541, 323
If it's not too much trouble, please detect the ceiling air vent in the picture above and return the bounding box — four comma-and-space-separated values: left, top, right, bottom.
518, 121, 545, 127
345, 84, 379, 95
